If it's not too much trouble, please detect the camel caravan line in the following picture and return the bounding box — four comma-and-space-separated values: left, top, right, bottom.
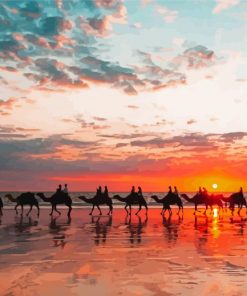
1, 186, 247, 218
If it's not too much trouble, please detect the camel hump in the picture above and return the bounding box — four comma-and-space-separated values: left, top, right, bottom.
20, 192, 35, 199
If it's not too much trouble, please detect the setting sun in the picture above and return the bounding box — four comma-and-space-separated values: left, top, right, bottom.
212, 183, 218, 189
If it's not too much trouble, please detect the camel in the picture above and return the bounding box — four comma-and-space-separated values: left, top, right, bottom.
151, 193, 183, 215
221, 192, 247, 215
0, 197, 3, 215
150, 196, 172, 215
37, 192, 72, 217
77, 194, 113, 216
112, 193, 148, 215
181, 193, 223, 215
5, 192, 39, 216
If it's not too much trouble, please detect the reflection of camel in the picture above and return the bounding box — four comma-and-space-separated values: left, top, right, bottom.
181, 193, 223, 214
0, 197, 3, 216
15, 216, 38, 233
221, 192, 247, 214
125, 214, 148, 244
91, 216, 112, 245
37, 192, 72, 217
49, 216, 71, 248
113, 193, 148, 215
162, 214, 182, 244
5, 193, 39, 216
78, 195, 113, 215
151, 193, 183, 214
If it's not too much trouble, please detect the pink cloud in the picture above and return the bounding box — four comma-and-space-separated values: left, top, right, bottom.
213, 0, 240, 14
94, 0, 117, 8
156, 5, 178, 23
54, 34, 75, 48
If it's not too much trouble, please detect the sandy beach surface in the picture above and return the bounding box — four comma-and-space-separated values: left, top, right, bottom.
0, 207, 246, 296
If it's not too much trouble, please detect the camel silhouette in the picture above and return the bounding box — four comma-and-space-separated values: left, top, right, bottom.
37, 192, 72, 217
113, 193, 148, 215
181, 193, 223, 215
151, 193, 183, 215
78, 194, 113, 215
0, 197, 3, 216
221, 192, 247, 215
5, 193, 39, 217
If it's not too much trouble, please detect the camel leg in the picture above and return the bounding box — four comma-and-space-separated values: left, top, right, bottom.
124, 204, 129, 215
26, 205, 33, 216
194, 204, 197, 215
15, 204, 19, 215
67, 205, 72, 217
161, 205, 165, 215
129, 205, 132, 216
97, 205, 102, 215
54, 206, 61, 215
89, 205, 95, 215
21, 205, 24, 216
50, 205, 54, 216
203, 205, 207, 215
0, 207, 2, 216
144, 204, 148, 216
36, 204, 40, 217
107, 204, 113, 216
135, 204, 142, 215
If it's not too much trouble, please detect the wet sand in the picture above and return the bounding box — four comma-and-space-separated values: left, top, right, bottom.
0, 208, 247, 296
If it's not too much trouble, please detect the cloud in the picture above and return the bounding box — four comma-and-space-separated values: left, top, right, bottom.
131, 133, 217, 148
171, 45, 216, 70
187, 119, 197, 125
220, 132, 247, 142
156, 5, 178, 23
213, 0, 240, 14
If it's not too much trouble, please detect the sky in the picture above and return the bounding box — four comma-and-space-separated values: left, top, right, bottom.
0, 0, 247, 192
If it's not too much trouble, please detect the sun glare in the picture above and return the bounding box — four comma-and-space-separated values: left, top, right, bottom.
212, 183, 218, 189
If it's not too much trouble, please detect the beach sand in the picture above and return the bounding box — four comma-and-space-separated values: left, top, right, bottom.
0, 208, 247, 296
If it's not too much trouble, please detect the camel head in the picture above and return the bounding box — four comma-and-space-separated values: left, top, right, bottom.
112, 195, 121, 199
36, 193, 44, 198
150, 195, 159, 200
77, 195, 87, 201
5, 194, 16, 202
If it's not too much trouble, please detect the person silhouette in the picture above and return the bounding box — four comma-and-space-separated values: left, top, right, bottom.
137, 186, 143, 196
131, 186, 135, 194
56, 184, 62, 193
202, 187, 208, 198
63, 184, 68, 195
199, 187, 202, 195
240, 187, 243, 193
174, 186, 178, 196
104, 186, 109, 198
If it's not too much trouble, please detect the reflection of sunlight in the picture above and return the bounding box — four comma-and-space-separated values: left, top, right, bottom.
212, 208, 220, 238
213, 208, 218, 218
